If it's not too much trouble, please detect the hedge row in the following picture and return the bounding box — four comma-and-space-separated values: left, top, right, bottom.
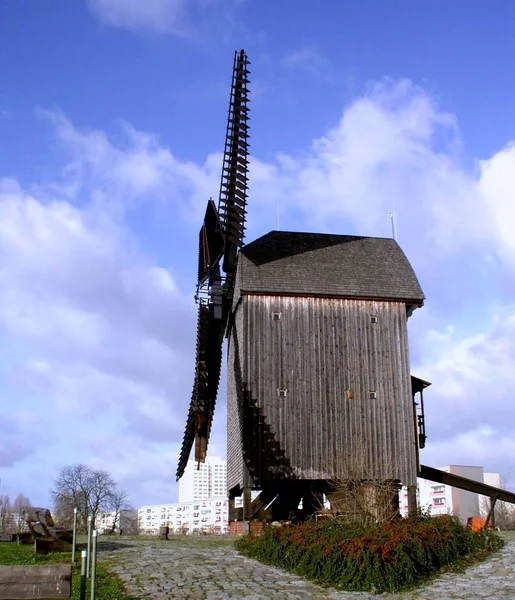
236, 515, 503, 593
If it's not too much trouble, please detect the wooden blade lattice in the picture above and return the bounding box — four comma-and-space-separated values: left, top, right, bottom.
177, 49, 250, 480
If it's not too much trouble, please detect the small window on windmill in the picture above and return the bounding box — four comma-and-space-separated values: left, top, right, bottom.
277, 389, 288, 398
272, 312, 282, 321
369, 391, 377, 400
371, 316, 378, 324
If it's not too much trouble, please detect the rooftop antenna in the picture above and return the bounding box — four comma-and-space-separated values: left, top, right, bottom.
389, 211, 397, 241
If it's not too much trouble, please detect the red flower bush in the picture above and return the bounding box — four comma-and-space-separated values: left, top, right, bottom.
236, 515, 503, 593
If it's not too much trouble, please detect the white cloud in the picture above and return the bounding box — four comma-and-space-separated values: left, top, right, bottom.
281, 47, 332, 80
3, 78, 515, 504
478, 144, 515, 263
251, 81, 487, 253
87, 0, 243, 38
39, 111, 220, 219
412, 307, 515, 476
423, 427, 515, 476
0, 175, 195, 453
87, 0, 184, 34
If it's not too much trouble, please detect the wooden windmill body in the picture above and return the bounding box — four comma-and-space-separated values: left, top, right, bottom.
227, 232, 426, 520
177, 51, 428, 522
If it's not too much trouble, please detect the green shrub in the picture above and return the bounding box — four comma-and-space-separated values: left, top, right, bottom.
236, 516, 504, 593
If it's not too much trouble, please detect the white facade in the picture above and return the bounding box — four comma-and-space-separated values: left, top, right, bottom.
97, 510, 138, 533
178, 456, 227, 503
400, 466, 501, 525
138, 497, 229, 535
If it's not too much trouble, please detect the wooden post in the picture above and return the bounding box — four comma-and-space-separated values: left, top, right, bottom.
485, 495, 499, 529
407, 484, 418, 517
228, 497, 236, 522
0, 565, 71, 599
243, 487, 252, 521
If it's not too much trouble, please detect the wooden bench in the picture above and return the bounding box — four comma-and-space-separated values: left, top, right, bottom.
18, 508, 72, 554
0, 565, 71, 599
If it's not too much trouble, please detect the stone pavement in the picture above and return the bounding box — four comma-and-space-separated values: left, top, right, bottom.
98, 538, 515, 600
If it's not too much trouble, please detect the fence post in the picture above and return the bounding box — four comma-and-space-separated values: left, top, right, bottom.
72, 507, 78, 563
90, 530, 98, 600
80, 550, 87, 600
86, 515, 93, 578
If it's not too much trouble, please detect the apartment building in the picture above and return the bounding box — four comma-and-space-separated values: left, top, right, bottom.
400, 465, 501, 524
178, 456, 227, 502
96, 509, 138, 534
138, 497, 229, 535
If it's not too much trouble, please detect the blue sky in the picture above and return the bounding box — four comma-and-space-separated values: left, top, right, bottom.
1, 0, 515, 507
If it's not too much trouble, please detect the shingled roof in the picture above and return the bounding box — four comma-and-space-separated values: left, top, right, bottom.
237, 231, 424, 304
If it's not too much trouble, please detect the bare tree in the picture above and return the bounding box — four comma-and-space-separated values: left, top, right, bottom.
51, 464, 120, 531
12, 493, 31, 515
0, 493, 32, 534
479, 475, 515, 530
11, 493, 31, 533
322, 440, 400, 526
106, 488, 132, 533
0, 495, 12, 534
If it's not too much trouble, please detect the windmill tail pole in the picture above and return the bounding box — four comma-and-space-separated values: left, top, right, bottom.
419, 465, 515, 506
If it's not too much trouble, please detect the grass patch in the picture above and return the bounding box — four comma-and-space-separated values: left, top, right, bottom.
236, 515, 504, 594
0, 542, 137, 600
499, 530, 515, 543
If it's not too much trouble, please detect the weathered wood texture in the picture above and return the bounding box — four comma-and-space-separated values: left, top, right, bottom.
0, 565, 71, 599
227, 295, 418, 492
34, 538, 73, 555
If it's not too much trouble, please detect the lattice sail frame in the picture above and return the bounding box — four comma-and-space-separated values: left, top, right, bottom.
176, 50, 250, 481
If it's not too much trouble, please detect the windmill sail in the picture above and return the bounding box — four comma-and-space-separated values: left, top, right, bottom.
176, 50, 250, 481
218, 49, 250, 282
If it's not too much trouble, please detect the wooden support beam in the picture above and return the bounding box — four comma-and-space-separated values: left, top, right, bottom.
420, 465, 515, 505
228, 497, 237, 522
485, 494, 499, 529
242, 487, 252, 521
407, 484, 417, 517
0, 565, 71, 599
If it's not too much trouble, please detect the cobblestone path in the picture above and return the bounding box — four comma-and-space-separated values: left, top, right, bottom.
98, 538, 515, 600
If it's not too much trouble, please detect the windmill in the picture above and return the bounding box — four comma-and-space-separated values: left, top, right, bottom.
177, 48, 430, 523
176, 49, 250, 480
175, 50, 515, 528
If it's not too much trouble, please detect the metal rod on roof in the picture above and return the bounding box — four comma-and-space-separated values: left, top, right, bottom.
389, 212, 397, 241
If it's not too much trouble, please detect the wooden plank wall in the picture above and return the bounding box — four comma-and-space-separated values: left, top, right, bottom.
0, 565, 71, 599
227, 295, 418, 491
227, 278, 247, 492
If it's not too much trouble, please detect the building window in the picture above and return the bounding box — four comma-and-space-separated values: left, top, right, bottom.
434, 498, 446, 506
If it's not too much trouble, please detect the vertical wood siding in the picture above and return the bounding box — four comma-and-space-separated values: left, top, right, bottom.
227, 294, 418, 491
